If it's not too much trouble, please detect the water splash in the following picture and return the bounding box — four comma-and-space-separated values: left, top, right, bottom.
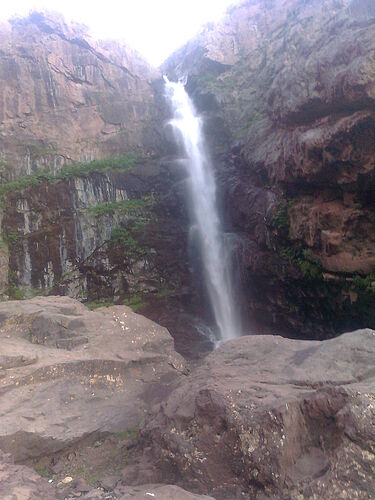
164, 77, 240, 342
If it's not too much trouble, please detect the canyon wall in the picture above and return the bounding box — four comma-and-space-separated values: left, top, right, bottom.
1, 1, 375, 347
164, 0, 375, 337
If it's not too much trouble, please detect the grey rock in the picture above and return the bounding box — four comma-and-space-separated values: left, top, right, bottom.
0, 296, 186, 461
114, 483, 215, 499
142, 330, 375, 499
0, 449, 55, 499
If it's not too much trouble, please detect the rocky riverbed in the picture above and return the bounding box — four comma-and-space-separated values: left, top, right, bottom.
0, 297, 374, 498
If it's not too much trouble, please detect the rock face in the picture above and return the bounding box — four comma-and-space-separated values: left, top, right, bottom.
1, 1, 375, 349
113, 484, 214, 499
164, 0, 375, 337
0, 12, 213, 355
0, 450, 55, 499
141, 330, 375, 499
0, 11, 162, 179
0, 296, 186, 461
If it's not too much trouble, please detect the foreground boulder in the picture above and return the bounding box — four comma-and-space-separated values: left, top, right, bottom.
0, 296, 186, 461
141, 330, 375, 499
0, 450, 55, 499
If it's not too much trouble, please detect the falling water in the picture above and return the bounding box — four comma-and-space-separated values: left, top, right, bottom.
164, 77, 240, 342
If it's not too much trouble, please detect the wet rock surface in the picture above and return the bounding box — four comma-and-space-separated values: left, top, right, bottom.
141, 330, 375, 499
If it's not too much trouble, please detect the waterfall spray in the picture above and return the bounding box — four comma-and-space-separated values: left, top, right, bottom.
164, 77, 240, 342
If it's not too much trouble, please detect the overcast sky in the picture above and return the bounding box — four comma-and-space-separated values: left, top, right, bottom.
0, 0, 239, 65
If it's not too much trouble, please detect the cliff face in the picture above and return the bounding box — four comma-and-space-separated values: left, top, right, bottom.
0, 11, 161, 179
0, 12, 209, 355
1, 2, 375, 348
164, 0, 375, 337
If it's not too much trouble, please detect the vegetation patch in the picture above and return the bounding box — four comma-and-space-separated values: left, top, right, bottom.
270, 201, 291, 240
3, 230, 22, 247
352, 274, 375, 296
88, 195, 154, 218
114, 427, 139, 441
0, 154, 137, 200
279, 246, 323, 281
110, 215, 152, 256
85, 299, 115, 310
124, 294, 146, 312
26, 143, 57, 159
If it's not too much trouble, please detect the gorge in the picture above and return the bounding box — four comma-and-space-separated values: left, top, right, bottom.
0, 0, 375, 498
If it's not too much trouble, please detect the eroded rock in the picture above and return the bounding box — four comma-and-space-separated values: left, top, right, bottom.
141, 330, 375, 498
0, 450, 55, 499
0, 296, 187, 461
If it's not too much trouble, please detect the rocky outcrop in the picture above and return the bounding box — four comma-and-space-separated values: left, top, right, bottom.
113, 484, 214, 499
164, 0, 375, 337
0, 12, 214, 356
140, 329, 375, 499
0, 11, 162, 179
0, 296, 186, 461
0, 450, 55, 499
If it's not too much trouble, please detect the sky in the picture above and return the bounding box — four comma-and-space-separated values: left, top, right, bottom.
0, 0, 239, 66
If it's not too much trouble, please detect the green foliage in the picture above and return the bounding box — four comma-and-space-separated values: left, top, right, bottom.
124, 294, 146, 312
3, 230, 21, 247
54, 154, 137, 180
26, 143, 56, 159
279, 245, 323, 281
7, 269, 25, 300
0, 159, 15, 182
352, 274, 375, 296
110, 218, 151, 256
270, 201, 291, 240
8, 286, 25, 300
115, 427, 139, 440
0, 236, 7, 250
86, 299, 114, 310
0, 154, 137, 199
88, 195, 154, 218
34, 466, 52, 479
110, 227, 139, 251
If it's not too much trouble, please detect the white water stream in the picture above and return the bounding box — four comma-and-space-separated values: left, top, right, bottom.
164, 78, 240, 342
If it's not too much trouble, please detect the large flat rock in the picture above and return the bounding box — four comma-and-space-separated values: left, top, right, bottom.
0, 296, 187, 462
142, 330, 375, 499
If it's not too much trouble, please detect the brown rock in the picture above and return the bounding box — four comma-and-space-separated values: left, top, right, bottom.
0, 449, 55, 499
0, 296, 186, 461
0, 11, 163, 178
114, 483, 215, 499
141, 330, 375, 499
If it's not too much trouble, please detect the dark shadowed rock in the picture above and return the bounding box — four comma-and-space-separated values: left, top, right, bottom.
141, 330, 375, 499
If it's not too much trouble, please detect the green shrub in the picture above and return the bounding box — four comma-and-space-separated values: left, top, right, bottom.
270, 201, 290, 240
3, 231, 21, 247
86, 300, 114, 310
26, 144, 56, 159
352, 274, 375, 296
124, 294, 146, 312
88, 195, 154, 218
0, 154, 137, 199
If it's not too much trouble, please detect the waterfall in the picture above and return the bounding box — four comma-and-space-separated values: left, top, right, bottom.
164, 77, 240, 342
